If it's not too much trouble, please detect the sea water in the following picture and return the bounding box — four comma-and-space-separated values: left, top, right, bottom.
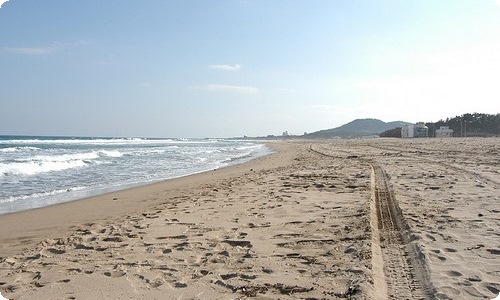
0, 136, 271, 215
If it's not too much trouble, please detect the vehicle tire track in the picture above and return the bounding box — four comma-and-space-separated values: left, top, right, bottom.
370, 162, 435, 300
364, 143, 500, 187
307, 145, 435, 299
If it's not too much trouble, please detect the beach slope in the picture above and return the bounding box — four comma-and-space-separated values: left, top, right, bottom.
1, 139, 499, 299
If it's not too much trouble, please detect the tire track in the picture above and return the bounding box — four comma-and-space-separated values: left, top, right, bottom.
364, 143, 500, 187
370, 162, 435, 300
307, 145, 435, 299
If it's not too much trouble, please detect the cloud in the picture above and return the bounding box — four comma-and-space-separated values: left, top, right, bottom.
0, 0, 9, 9
1, 46, 57, 55
137, 82, 152, 87
192, 84, 259, 94
492, 0, 500, 8
209, 64, 241, 71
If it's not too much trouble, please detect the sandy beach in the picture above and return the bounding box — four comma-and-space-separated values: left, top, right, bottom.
0, 138, 499, 299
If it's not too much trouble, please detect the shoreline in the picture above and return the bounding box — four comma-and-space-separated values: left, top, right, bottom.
0, 143, 280, 256
1, 138, 499, 299
0, 137, 271, 216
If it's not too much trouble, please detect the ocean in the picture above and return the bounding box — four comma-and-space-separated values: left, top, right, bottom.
0, 136, 271, 215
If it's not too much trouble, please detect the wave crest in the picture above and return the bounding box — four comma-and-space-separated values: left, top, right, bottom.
0, 150, 124, 176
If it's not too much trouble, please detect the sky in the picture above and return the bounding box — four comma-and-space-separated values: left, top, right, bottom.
1, 0, 499, 138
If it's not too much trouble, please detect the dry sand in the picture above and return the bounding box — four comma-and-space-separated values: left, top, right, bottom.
0, 138, 499, 299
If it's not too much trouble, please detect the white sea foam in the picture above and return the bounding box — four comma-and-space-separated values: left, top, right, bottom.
129, 148, 168, 156
0, 186, 86, 204
0, 137, 213, 146
0, 138, 169, 146
0, 146, 41, 152
32, 152, 99, 162
0, 151, 120, 176
98, 150, 123, 157
0, 137, 271, 214
0, 159, 88, 176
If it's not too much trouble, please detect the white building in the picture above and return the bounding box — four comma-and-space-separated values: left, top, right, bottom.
415, 122, 429, 137
436, 126, 453, 138
401, 124, 414, 138
401, 122, 429, 138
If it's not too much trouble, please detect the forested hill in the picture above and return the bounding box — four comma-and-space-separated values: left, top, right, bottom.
304, 118, 410, 139
426, 113, 500, 137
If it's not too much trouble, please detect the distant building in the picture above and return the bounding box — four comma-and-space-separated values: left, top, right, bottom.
401, 124, 414, 138
436, 126, 453, 138
415, 122, 429, 137
401, 122, 428, 138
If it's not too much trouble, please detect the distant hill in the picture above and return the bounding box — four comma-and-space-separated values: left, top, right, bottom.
240, 113, 499, 140
303, 118, 411, 139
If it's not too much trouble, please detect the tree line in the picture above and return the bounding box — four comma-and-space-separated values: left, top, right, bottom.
380, 113, 500, 138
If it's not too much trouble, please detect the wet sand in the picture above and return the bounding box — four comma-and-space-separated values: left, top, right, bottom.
0, 138, 499, 299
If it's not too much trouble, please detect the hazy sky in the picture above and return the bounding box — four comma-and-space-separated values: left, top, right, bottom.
1, 1, 499, 138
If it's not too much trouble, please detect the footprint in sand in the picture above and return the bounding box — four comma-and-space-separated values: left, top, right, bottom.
104, 271, 126, 278
41, 248, 67, 256
425, 234, 436, 242
174, 282, 188, 288
487, 286, 500, 296
446, 270, 462, 277
430, 253, 446, 262
486, 248, 500, 255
